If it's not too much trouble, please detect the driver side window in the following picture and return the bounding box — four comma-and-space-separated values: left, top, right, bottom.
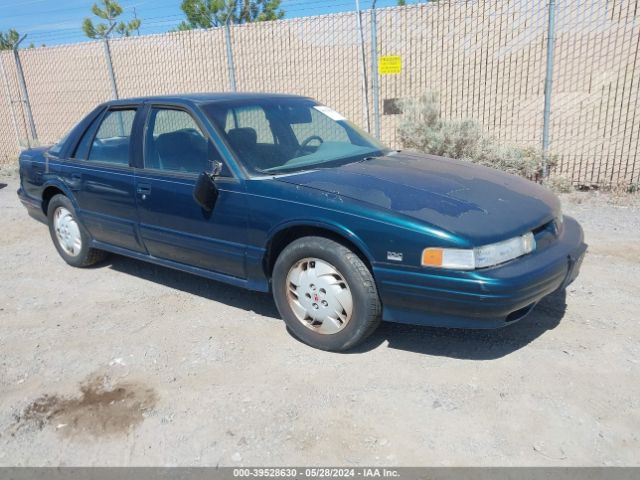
144, 108, 225, 175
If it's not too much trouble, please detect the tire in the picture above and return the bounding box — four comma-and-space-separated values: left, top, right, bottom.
272, 236, 381, 351
47, 194, 106, 267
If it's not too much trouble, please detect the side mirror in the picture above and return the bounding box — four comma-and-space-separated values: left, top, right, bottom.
193, 171, 220, 212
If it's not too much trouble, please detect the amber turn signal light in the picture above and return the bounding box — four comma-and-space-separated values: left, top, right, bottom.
421, 248, 443, 267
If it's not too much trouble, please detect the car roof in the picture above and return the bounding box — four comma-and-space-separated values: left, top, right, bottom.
106, 92, 313, 106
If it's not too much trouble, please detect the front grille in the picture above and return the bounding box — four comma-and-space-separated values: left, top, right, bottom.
532, 219, 556, 235
533, 219, 560, 251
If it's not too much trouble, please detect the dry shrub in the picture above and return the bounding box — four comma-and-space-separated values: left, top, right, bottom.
545, 175, 574, 194
397, 93, 552, 181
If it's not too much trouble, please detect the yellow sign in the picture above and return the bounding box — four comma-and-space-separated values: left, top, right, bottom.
379, 55, 402, 75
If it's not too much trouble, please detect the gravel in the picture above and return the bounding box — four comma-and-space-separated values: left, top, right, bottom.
1, 173, 639, 466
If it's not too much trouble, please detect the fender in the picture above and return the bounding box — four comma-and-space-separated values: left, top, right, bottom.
243, 217, 376, 294
41, 177, 81, 214
266, 217, 376, 266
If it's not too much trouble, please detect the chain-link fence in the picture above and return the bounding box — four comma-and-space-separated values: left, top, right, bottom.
1, 0, 638, 187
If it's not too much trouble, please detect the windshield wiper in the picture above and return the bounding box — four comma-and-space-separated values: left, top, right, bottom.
359, 149, 400, 162
264, 163, 338, 174
357, 155, 380, 163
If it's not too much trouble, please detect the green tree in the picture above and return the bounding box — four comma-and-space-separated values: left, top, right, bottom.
82, 0, 141, 39
0, 29, 20, 50
176, 0, 284, 30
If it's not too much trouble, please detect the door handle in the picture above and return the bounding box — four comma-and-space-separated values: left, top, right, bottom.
68, 173, 82, 191
137, 183, 151, 199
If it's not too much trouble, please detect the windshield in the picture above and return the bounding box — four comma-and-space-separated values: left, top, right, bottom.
202, 98, 390, 174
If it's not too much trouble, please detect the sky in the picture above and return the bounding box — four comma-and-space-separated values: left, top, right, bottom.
0, 0, 405, 47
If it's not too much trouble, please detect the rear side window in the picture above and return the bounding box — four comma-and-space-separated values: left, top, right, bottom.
82, 109, 136, 165
49, 131, 71, 157
72, 115, 101, 160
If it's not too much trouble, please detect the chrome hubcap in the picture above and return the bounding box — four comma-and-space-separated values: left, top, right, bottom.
286, 257, 353, 335
53, 207, 82, 257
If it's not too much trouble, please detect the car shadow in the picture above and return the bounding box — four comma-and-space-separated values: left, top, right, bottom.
104, 254, 281, 320
350, 290, 567, 359
0, 183, 7, 190
104, 254, 566, 360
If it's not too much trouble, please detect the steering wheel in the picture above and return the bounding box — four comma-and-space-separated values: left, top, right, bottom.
294, 135, 323, 157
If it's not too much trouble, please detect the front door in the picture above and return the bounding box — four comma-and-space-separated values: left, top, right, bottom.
134, 106, 247, 279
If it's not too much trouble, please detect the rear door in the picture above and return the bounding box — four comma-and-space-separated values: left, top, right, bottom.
60, 106, 145, 253
134, 104, 248, 278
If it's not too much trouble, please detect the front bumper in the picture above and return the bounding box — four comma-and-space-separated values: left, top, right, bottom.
375, 215, 587, 329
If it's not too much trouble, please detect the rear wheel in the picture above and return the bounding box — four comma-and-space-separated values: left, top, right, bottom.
272, 236, 381, 351
47, 194, 106, 267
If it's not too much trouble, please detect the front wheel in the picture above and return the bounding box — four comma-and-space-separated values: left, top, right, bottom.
47, 194, 106, 267
272, 236, 381, 351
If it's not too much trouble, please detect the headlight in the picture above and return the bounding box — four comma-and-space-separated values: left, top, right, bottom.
422, 232, 536, 270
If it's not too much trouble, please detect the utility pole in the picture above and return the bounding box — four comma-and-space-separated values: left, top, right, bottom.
224, 16, 237, 92
103, 23, 119, 100
370, 0, 380, 140
542, 0, 557, 180
355, 0, 371, 133
13, 34, 37, 144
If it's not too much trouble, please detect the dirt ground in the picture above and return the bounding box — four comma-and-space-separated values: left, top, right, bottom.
1, 170, 639, 467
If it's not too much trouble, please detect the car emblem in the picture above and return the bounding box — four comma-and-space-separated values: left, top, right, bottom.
387, 251, 403, 261
313, 293, 320, 302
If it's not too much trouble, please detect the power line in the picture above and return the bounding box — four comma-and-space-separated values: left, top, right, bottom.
5, 0, 404, 46
0, 1, 171, 23
1, 0, 374, 22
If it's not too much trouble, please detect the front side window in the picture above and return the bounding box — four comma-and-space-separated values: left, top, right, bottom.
85, 109, 136, 165
144, 108, 221, 175
203, 98, 389, 174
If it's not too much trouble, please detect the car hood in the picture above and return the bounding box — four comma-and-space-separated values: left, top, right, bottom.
274, 151, 560, 244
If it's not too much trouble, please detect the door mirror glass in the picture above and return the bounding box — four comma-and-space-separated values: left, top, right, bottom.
193, 172, 219, 212
210, 160, 223, 176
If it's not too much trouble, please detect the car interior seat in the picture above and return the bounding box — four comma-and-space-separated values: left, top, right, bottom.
155, 130, 207, 173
